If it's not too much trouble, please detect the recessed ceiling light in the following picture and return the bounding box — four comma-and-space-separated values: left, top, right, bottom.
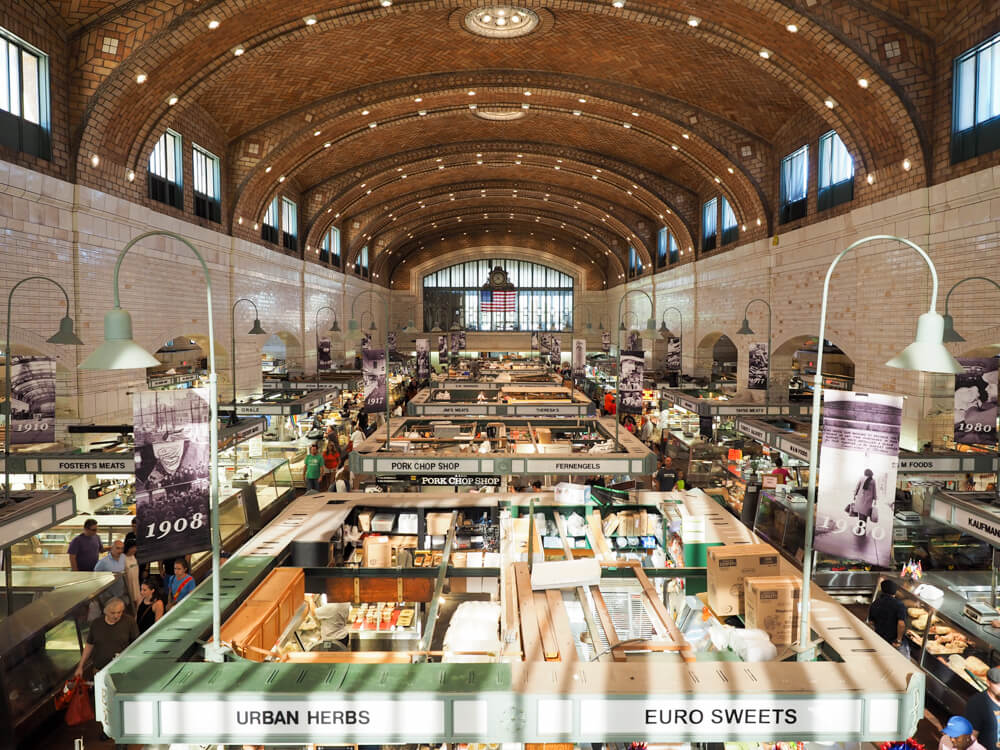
233, 45, 245, 56
313, 130, 321, 136
682, 133, 689, 139
631, 111, 639, 117
759, 49, 771, 59
727, 167, 734, 174
167, 94, 179, 106
612, 0, 625, 7
418, 110, 427, 116
523, 91, 532, 96
858, 78, 870, 89
324, 141, 331, 148
496, 17, 507, 25
671, 144, 679, 150
786, 23, 798, 32
824, 97, 837, 109
554, 165, 560, 170
468, 90, 476, 96
436, 158, 442, 162
135, 72, 147, 84
238, 216, 244, 224
714, 176, 721, 183
381, 0, 392, 6
511, 14, 521, 22
126, 168, 135, 181
304, 15, 317, 25
902, 158, 912, 171
866, 173, 875, 184
521, 102, 530, 109
438, 165, 444, 169
361, 109, 369, 115
278, 175, 285, 182
578, 97, 587, 103
756, 218, 761, 226
573, 110, 581, 116
414, 97, 422, 103
207, 19, 220, 29
265, 166, 272, 173
687, 16, 701, 27
623, 122, 631, 128
253, 223, 259, 230
369, 122, 377, 128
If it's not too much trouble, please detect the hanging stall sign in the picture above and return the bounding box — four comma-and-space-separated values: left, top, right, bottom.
954, 357, 998, 445
8, 355, 56, 444
572, 339, 586, 376
549, 335, 562, 365
601, 330, 611, 352
362, 349, 387, 414
418, 474, 501, 487
665, 337, 682, 372
813, 390, 903, 568
538, 333, 551, 356
416, 339, 430, 380
387, 331, 397, 353
133, 389, 212, 564
619, 350, 644, 414
627, 330, 641, 351
317, 338, 332, 372
437, 335, 448, 358
748, 342, 768, 391
531, 331, 539, 351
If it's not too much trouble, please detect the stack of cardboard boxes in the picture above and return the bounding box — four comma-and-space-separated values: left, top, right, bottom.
707, 542, 802, 647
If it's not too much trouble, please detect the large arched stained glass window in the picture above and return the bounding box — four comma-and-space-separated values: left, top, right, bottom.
423, 259, 573, 331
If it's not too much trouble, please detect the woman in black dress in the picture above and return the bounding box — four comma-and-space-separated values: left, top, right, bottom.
136, 577, 166, 633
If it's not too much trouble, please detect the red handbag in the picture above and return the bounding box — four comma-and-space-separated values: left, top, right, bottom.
65, 679, 95, 726
54, 676, 80, 710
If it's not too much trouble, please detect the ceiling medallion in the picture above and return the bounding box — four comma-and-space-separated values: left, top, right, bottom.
463, 6, 540, 38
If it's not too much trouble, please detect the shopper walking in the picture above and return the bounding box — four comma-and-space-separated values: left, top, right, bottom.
322, 439, 340, 490
966, 667, 1000, 750
68, 518, 104, 572
867, 579, 906, 651
74, 598, 138, 678
136, 578, 166, 633
304, 443, 324, 491
94, 539, 126, 574
167, 558, 196, 608
939, 716, 987, 750
122, 539, 141, 609
770, 457, 791, 484
334, 465, 350, 493
655, 456, 678, 492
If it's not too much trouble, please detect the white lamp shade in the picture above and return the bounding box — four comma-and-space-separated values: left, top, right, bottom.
79, 308, 161, 370
885, 311, 965, 374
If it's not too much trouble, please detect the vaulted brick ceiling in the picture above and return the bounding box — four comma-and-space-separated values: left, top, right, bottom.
60, 0, 960, 287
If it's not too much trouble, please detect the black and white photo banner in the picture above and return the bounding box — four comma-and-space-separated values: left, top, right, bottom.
8, 355, 56, 444
362, 349, 387, 414
954, 357, 998, 445
619, 350, 645, 415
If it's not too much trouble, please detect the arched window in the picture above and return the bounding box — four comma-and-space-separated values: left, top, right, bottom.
422, 259, 573, 331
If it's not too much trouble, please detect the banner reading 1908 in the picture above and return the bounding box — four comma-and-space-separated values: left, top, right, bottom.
133, 389, 212, 564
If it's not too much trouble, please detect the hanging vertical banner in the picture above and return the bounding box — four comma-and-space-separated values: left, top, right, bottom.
549, 335, 562, 365
619, 350, 645, 414
572, 339, 586, 375
8, 355, 56, 444
133, 389, 212, 564
360, 332, 372, 352
449, 331, 466, 352
416, 339, 429, 380
362, 349, 387, 414
627, 330, 641, 351
665, 337, 682, 373
813, 390, 903, 568
387, 331, 397, 353
954, 357, 998, 445
437, 335, 448, 358
530, 331, 539, 351
601, 330, 611, 353
317, 338, 332, 372
748, 342, 768, 390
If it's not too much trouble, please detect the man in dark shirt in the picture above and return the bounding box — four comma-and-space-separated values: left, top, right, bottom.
74, 598, 138, 676
967, 667, 1000, 750
655, 456, 678, 492
68, 518, 104, 572
867, 579, 906, 648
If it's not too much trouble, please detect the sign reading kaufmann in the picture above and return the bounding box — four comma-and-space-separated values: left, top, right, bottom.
156, 699, 445, 738
579, 697, 862, 737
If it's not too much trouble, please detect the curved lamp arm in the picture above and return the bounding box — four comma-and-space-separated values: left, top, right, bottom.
350, 290, 389, 324
659, 306, 684, 336
798, 234, 955, 658
233, 297, 260, 319
315, 304, 337, 329
742, 297, 772, 320
615, 288, 654, 450
942, 276, 1000, 342
97, 229, 226, 663
229, 298, 266, 424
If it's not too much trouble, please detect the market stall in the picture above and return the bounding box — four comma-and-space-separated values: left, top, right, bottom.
408, 384, 595, 417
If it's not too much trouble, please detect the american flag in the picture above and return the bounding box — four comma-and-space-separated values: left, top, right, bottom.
481, 289, 516, 312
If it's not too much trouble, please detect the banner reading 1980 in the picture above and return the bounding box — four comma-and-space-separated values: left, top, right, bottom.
954, 357, 998, 445
133, 389, 212, 564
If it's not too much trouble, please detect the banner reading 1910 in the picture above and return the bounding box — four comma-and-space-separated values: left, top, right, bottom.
133, 389, 212, 564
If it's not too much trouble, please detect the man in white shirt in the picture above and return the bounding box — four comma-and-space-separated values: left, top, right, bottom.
94, 539, 126, 573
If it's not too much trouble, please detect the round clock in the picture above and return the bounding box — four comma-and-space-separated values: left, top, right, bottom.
490, 268, 507, 286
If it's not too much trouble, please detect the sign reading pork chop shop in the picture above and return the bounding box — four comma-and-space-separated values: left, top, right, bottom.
157, 699, 445, 738
579, 697, 863, 738
419, 474, 500, 487
374, 457, 483, 473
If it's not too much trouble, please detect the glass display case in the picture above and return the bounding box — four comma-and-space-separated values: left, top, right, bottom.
879, 574, 1000, 716
239, 458, 295, 514
10, 513, 134, 571
189, 486, 250, 573
0, 574, 117, 743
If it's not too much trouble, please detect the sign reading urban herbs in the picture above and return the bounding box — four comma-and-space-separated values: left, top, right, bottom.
8, 355, 56, 444
133, 389, 212, 564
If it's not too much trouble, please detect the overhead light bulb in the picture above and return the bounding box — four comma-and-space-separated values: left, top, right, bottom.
207, 19, 220, 29
858, 77, 869, 88
759, 49, 771, 59
135, 72, 147, 84
902, 158, 912, 171
866, 173, 875, 184
824, 97, 837, 109
233, 46, 245, 56
381, 0, 392, 6
786, 23, 798, 32
167, 94, 179, 106
126, 168, 135, 181
90, 154, 100, 167
304, 15, 317, 25
687, 16, 701, 26
612, 0, 625, 7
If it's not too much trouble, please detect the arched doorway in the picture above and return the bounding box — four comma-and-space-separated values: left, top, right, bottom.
772, 335, 855, 402
146, 334, 210, 391
262, 331, 304, 375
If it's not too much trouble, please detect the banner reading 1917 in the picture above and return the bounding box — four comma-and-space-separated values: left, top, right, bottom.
133, 389, 212, 564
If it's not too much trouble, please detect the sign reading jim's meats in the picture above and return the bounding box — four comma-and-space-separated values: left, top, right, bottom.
8, 355, 56, 444
362, 348, 387, 414
813, 390, 902, 568
954, 357, 998, 445
133, 389, 212, 563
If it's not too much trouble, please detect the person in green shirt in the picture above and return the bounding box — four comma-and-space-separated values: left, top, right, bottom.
303, 443, 324, 491
675, 469, 687, 491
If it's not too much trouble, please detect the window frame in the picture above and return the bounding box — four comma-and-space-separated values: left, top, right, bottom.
321, 225, 341, 266
191, 144, 221, 223
0, 30, 50, 160
701, 197, 718, 252
357, 245, 370, 279
261, 196, 279, 244
817, 130, 854, 211
280, 197, 298, 252
720, 197, 739, 245
951, 33, 1000, 164
779, 144, 809, 224
148, 130, 184, 210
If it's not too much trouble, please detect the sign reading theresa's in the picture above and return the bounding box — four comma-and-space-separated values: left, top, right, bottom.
376, 457, 482, 473
579, 697, 862, 736
158, 699, 445, 737
419, 474, 500, 487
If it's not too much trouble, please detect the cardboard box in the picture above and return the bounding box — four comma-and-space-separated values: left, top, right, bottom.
363, 535, 391, 567
744, 575, 802, 646
707, 543, 781, 615
426, 512, 452, 536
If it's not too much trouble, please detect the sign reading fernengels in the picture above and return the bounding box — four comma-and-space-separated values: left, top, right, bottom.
375, 457, 483, 473
579, 697, 863, 736
529, 459, 630, 473
156, 699, 445, 736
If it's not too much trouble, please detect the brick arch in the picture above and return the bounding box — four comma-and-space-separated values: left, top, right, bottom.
72, 0, 924, 216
